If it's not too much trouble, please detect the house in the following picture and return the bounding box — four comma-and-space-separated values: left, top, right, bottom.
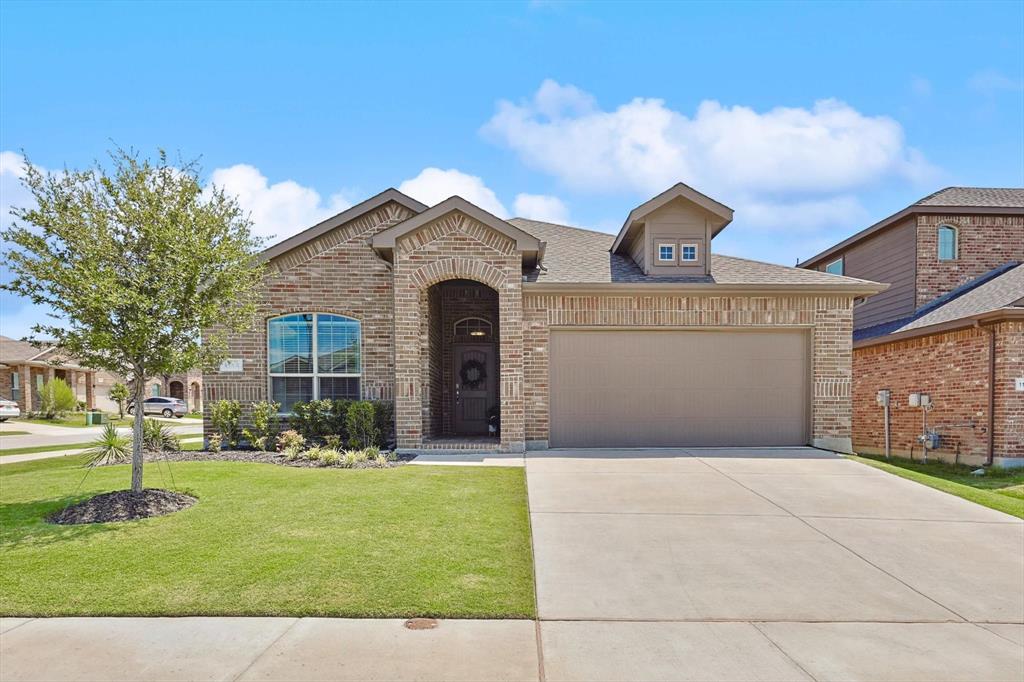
0, 335, 97, 412
799, 188, 1024, 467
205, 183, 884, 453
91, 370, 204, 414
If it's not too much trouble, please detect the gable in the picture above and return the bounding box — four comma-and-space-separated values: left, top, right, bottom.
395, 210, 518, 256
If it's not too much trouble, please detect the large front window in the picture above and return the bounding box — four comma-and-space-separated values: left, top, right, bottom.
268, 313, 361, 412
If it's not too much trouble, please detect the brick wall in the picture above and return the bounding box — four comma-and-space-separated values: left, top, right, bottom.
916, 214, 1024, 306
852, 322, 1024, 465
202, 201, 416, 438
523, 293, 856, 450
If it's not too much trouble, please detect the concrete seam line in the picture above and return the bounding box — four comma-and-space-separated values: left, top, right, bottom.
229, 617, 301, 682
0, 618, 36, 636
700, 459, 971, 624
970, 622, 1024, 647
523, 458, 546, 682
750, 621, 821, 682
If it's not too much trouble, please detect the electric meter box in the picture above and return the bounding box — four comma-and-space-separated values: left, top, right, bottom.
876, 390, 891, 406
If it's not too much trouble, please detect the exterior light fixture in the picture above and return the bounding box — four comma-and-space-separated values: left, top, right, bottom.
470, 330, 486, 337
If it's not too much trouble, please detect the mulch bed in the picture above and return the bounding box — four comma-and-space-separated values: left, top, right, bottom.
145, 449, 414, 469
50, 489, 197, 525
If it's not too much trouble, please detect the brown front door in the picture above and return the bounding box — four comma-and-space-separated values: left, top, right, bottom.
453, 344, 497, 435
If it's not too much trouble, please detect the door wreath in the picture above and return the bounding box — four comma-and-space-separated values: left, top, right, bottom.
459, 359, 487, 390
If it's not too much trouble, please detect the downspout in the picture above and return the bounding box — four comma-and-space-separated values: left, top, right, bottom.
986, 323, 996, 466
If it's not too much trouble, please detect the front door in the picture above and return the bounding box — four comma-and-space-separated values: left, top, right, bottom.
453, 344, 497, 435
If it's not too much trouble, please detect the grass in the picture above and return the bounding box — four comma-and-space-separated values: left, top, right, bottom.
849, 454, 1024, 519
1, 437, 204, 458
14, 414, 133, 429
0, 431, 31, 436
0, 455, 535, 617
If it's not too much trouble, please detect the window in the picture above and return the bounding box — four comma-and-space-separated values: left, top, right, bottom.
680, 243, 698, 262
10, 372, 20, 401
268, 313, 361, 412
454, 317, 492, 339
825, 257, 844, 275
151, 383, 160, 396
658, 243, 675, 262
938, 225, 958, 261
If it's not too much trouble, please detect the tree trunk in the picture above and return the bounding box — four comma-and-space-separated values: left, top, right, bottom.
131, 375, 145, 493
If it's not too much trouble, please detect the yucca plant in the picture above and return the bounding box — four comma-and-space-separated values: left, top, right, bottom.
84, 423, 131, 468
142, 418, 180, 453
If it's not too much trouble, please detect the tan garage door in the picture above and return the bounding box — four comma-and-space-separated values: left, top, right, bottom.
549, 329, 810, 448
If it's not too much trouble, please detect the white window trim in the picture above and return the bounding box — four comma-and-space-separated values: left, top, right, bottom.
825, 257, 844, 275
680, 242, 699, 263
657, 243, 676, 262
937, 225, 959, 261
267, 313, 363, 414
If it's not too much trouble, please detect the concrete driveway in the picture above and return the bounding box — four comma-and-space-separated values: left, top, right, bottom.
528, 447, 1024, 681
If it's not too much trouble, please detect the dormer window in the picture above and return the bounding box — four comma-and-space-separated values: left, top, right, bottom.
658, 243, 675, 262
938, 225, 958, 261
680, 244, 698, 262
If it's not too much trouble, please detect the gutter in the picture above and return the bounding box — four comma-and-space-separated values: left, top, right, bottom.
523, 281, 889, 296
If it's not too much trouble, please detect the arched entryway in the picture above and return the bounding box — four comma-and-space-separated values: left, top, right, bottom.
190, 382, 202, 413
169, 381, 184, 400
422, 280, 500, 443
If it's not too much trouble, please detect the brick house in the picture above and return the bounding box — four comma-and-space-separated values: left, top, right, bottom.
800, 188, 1024, 467
0, 335, 96, 412
205, 183, 883, 453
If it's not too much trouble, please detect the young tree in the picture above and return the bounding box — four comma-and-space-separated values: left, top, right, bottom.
2, 148, 264, 493
109, 381, 129, 419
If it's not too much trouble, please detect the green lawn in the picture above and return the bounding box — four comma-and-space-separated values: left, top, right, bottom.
13, 414, 133, 429
850, 454, 1024, 519
2, 436, 204, 457
0, 455, 535, 617
0, 431, 31, 436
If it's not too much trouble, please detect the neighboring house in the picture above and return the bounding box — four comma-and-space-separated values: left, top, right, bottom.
91, 370, 204, 414
799, 187, 1024, 467
0, 335, 97, 412
206, 183, 882, 453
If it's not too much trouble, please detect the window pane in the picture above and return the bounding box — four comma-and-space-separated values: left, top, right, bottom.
319, 377, 360, 401
682, 245, 697, 261
938, 227, 956, 260
269, 314, 313, 374
825, 259, 843, 275
271, 376, 313, 413
317, 314, 360, 374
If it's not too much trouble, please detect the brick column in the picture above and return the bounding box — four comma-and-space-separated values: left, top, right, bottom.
20, 364, 32, 413
393, 272, 422, 450
498, 282, 525, 452
85, 372, 95, 410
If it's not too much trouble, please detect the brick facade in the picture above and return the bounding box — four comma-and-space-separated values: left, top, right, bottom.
852, 321, 1024, 466
205, 201, 859, 452
915, 214, 1024, 306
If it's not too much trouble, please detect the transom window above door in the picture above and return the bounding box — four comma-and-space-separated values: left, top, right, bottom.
268, 313, 361, 412
454, 316, 493, 339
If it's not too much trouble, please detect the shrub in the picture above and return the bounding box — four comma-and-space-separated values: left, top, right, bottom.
373, 401, 394, 447
374, 453, 389, 468
341, 451, 358, 468
324, 434, 343, 450
346, 401, 379, 450
142, 418, 180, 453
243, 400, 280, 451
277, 429, 305, 451
209, 400, 241, 448
38, 379, 77, 419
319, 449, 341, 466
208, 432, 223, 454
289, 399, 332, 442
84, 423, 131, 467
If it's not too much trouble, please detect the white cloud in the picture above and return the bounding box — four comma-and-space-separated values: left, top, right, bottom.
968, 69, 1023, 95
398, 167, 509, 217
482, 80, 937, 223
206, 164, 352, 244
738, 194, 869, 233
513, 193, 570, 224
1, 151, 36, 232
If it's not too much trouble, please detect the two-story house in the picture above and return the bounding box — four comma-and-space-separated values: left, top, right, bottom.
800, 188, 1024, 467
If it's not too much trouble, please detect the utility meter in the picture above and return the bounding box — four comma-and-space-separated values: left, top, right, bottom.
876, 389, 890, 406
909, 393, 920, 407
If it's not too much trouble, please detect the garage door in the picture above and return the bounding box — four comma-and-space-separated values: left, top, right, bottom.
549, 329, 810, 448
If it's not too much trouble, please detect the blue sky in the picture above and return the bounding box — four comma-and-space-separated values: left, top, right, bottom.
2, 1, 1022, 338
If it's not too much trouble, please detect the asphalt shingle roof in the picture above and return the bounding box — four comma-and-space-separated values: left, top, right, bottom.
509, 218, 877, 287
855, 263, 1024, 341
915, 187, 1024, 209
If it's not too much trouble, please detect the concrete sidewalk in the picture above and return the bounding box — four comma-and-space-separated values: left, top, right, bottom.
2, 616, 1021, 681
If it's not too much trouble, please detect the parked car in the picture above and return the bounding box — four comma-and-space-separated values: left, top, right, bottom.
127, 397, 187, 418
0, 396, 20, 422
